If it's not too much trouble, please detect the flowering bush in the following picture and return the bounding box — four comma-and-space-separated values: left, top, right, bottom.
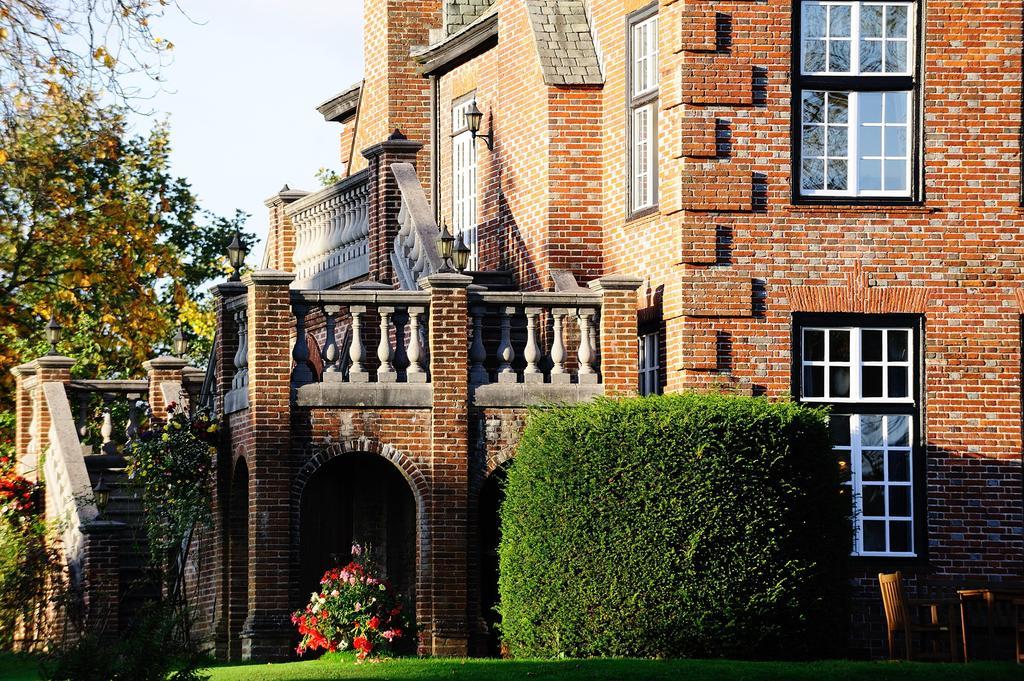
0, 453, 40, 522
126, 405, 217, 562
292, 545, 414, 661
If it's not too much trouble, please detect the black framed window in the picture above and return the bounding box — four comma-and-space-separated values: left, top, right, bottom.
638, 330, 662, 396
628, 5, 659, 216
792, 1, 920, 203
794, 314, 923, 558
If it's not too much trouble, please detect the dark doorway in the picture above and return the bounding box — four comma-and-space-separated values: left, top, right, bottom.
478, 467, 506, 656
299, 453, 416, 606
227, 459, 249, 660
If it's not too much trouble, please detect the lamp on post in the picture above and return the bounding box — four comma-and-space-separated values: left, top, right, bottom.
465, 100, 493, 150
45, 314, 62, 355
172, 327, 190, 357
437, 221, 455, 273
227, 230, 246, 282
453, 232, 472, 273
93, 475, 110, 517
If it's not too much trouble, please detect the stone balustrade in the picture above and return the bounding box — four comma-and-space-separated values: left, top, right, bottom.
223, 294, 249, 414
286, 169, 370, 290
67, 380, 151, 456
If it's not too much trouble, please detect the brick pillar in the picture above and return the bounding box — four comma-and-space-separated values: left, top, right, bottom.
589, 275, 644, 396
11, 363, 37, 474
13, 355, 76, 480
143, 356, 188, 421
80, 520, 126, 638
241, 270, 295, 660
422, 272, 473, 656
263, 187, 307, 273
363, 131, 424, 286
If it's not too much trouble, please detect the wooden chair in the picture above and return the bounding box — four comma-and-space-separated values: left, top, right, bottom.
1014, 598, 1024, 664
878, 571, 960, 661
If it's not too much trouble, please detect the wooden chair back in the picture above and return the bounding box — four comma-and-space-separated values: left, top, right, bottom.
879, 571, 910, 632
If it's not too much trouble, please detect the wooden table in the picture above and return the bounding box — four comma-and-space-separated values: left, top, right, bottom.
958, 587, 1024, 662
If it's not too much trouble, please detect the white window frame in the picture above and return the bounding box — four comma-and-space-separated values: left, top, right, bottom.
628, 8, 659, 215
452, 97, 479, 270
639, 331, 661, 396
800, 2, 915, 77
800, 326, 913, 403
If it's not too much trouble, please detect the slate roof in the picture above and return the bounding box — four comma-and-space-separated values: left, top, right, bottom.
444, 0, 495, 35
526, 0, 604, 86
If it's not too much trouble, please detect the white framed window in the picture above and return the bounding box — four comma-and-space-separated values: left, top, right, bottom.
452, 97, 479, 270
796, 317, 919, 558
628, 8, 659, 214
795, 1, 917, 200
639, 331, 661, 396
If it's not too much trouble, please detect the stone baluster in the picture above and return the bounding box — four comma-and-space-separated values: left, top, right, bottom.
393, 308, 410, 379
100, 398, 116, 455
496, 307, 517, 384
125, 395, 143, 441
469, 306, 489, 385
406, 307, 427, 383
27, 393, 39, 457
550, 309, 569, 384
75, 391, 91, 439
523, 307, 543, 383
577, 309, 598, 384
377, 306, 397, 382
238, 309, 249, 389
322, 305, 340, 374
291, 302, 315, 388
349, 305, 369, 382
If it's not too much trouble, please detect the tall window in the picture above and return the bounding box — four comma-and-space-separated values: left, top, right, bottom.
795, 316, 920, 557
452, 96, 479, 270
639, 331, 661, 396
794, 1, 918, 201
628, 7, 659, 215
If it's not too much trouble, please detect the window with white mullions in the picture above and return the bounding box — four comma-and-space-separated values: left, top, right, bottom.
795, 318, 920, 558
794, 1, 918, 201
452, 97, 479, 270
628, 7, 659, 215
638, 331, 661, 396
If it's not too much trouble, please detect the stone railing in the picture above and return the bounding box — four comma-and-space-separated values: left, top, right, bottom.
466, 291, 604, 404
42, 383, 100, 580
286, 169, 370, 290
66, 380, 151, 456
223, 294, 249, 414
291, 287, 432, 407
391, 163, 443, 290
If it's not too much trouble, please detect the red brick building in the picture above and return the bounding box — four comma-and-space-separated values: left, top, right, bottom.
14, 0, 1024, 662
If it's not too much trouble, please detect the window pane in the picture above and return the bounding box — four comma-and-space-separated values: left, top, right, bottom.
827, 159, 848, 190
888, 415, 910, 447
804, 39, 827, 72
860, 40, 882, 72
888, 366, 909, 398
884, 159, 907, 191
862, 451, 884, 481
885, 41, 907, 72
804, 329, 826, 360
829, 40, 851, 72
803, 125, 825, 156
830, 366, 851, 398
886, 5, 909, 38
802, 158, 825, 190
888, 330, 909, 360
803, 91, 826, 122
829, 329, 851, 361
829, 5, 851, 37
862, 365, 883, 397
804, 365, 825, 397
885, 92, 908, 123
827, 126, 849, 157
889, 521, 912, 553
803, 3, 827, 37
889, 486, 911, 517
830, 414, 851, 446
885, 126, 907, 157
828, 92, 849, 123
861, 414, 884, 446
862, 330, 884, 361
863, 520, 886, 552
863, 486, 885, 516
861, 5, 883, 38
860, 92, 883, 124
888, 451, 910, 481
859, 159, 882, 192
860, 126, 883, 157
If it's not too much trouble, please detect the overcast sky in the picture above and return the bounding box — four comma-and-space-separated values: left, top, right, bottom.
131, 0, 364, 262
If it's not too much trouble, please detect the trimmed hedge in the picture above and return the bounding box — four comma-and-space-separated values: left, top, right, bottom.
497, 393, 850, 660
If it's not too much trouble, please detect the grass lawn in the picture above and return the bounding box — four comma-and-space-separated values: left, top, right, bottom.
3, 653, 1021, 681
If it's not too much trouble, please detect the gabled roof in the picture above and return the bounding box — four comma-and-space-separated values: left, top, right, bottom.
444, 0, 495, 36
526, 0, 604, 86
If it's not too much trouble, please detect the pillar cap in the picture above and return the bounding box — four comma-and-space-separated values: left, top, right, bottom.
419, 272, 474, 290
11, 361, 38, 378
588, 274, 645, 293
33, 355, 76, 370
214, 281, 247, 298
142, 356, 189, 372
361, 133, 424, 162
243, 269, 296, 287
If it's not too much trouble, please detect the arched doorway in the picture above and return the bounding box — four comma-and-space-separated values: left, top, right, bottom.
227, 458, 249, 660
299, 453, 417, 606
478, 466, 507, 656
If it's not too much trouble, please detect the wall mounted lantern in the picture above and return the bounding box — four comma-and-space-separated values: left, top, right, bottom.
465, 100, 493, 150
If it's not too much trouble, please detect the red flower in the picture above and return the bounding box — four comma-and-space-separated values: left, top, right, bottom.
367, 616, 380, 630
353, 636, 372, 653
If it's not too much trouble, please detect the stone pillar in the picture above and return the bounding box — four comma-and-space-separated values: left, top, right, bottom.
422, 272, 473, 656
80, 520, 126, 638
363, 131, 424, 286
589, 275, 645, 396
143, 356, 188, 421
241, 270, 295, 660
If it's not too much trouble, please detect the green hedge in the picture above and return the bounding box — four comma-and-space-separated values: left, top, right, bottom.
497, 393, 851, 660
